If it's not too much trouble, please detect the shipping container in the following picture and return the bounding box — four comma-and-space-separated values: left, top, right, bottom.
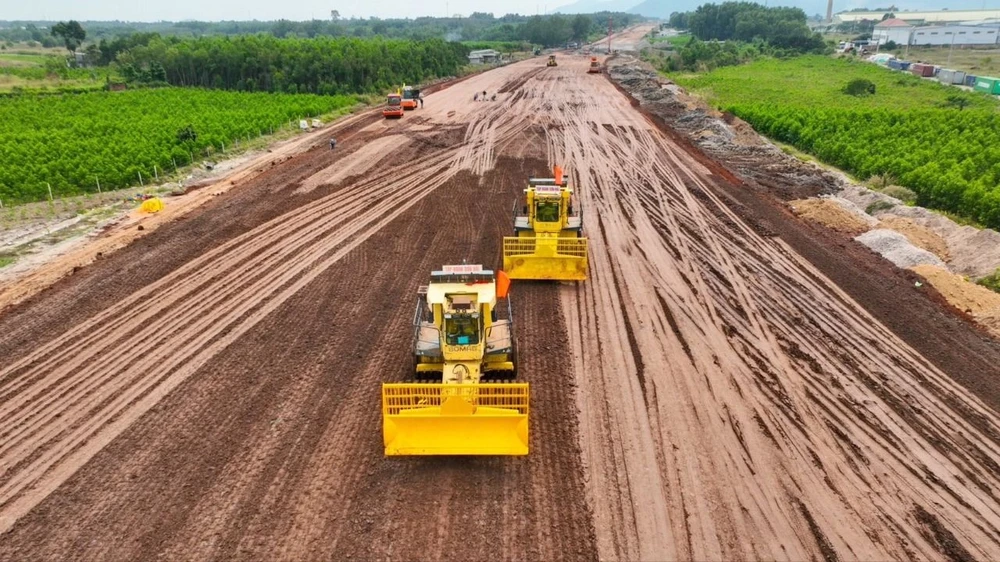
910, 63, 935, 77
887, 59, 901, 70
973, 76, 1000, 94
899, 61, 911, 71
965, 74, 978, 87
938, 69, 966, 85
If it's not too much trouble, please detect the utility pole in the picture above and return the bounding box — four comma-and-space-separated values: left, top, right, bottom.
947, 30, 956, 66
608, 16, 613, 53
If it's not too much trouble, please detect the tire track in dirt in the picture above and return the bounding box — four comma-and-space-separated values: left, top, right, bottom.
543, 56, 1000, 560
0, 98, 522, 534
0, 153, 462, 533
5, 55, 1000, 562
0, 65, 598, 561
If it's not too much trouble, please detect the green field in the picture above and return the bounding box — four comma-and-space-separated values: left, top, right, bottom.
0, 53, 51, 66
0, 49, 110, 92
0, 89, 359, 204
672, 55, 1000, 228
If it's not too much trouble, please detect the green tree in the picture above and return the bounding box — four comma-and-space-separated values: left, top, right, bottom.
572, 15, 592, 41
51, 20, 87, 53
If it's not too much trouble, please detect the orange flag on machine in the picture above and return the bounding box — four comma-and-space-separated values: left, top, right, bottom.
497, 270, 511, 298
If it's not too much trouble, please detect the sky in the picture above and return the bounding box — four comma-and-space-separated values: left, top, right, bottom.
4, 0, 999, 22
4, 0, 566, 22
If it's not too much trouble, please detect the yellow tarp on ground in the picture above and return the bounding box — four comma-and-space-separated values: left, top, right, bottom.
140, 198, 164, 213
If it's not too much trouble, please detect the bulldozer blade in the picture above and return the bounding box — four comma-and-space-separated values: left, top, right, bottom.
502, 237, 588, 281
382, 383, 529, 456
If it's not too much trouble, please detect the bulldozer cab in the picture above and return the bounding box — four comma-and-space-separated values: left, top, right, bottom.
520, 185, 578, 234
444, 312, 479, 345
534, 198, 561, 223
383, 265, 527, 456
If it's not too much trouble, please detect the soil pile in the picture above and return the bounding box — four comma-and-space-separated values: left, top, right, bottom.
911, 264, 1000, 337
878, 215, 950, 261
855, 229, 945, 268
789, 199, 872, 234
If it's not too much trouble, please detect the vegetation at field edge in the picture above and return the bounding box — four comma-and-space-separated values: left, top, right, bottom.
671, 55, 1000, 228
0, 89, 358, 205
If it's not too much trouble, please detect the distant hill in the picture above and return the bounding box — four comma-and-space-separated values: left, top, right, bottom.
553, 0, 639, 14
627, 0, 696, 18
554, 0, 702, 19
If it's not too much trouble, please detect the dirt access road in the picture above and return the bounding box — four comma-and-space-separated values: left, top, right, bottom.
3, 55, 1000, 561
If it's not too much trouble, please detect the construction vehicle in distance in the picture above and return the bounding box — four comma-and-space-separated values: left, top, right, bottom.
503, 166, 588, 281
588, 57, 601, 73
547, 55, 557, 67
382, 265, 528, 456
383, 93, 404, 119
401, 85, 420, 110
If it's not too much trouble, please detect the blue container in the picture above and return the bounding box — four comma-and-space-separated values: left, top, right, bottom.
899, 61, 912, 71
888, 60, 902, 70
966, 74, 978, 87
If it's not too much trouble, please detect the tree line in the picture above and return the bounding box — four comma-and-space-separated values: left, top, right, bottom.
1, 13, 640, 50
670, 2, 825, 51
115, 35, 469, 94
661, 2, 828, 72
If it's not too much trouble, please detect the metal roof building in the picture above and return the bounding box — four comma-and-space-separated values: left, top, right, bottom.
467, 49, 501, 65
836, 9, 1000, 24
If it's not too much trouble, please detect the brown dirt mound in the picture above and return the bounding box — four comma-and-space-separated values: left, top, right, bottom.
880, 215, 950, 261
789, 199, 871, 235
911, 264, 1000, 337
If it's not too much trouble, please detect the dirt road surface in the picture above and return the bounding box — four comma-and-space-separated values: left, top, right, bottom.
3, 55, 1000, 561
588, 24, 657, 52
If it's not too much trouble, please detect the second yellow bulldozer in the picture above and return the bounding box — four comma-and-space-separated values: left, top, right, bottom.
502, 166, 588, 281
382, 265, 528, 456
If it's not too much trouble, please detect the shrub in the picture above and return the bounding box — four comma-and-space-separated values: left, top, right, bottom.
865, 200, 896, 214
880, 185, 917, 204
844, 78, 876, 97
978, 269, 1000, 294
867, 173, 897, 190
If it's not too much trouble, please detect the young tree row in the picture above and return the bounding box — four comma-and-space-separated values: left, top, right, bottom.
0, 89, 357, 203
734, 105, 1000, 227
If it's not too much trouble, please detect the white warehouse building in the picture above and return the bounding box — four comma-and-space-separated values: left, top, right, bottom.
872, 19, 1000, 46
872, 18, 916, 45
911, 25, 1000, 46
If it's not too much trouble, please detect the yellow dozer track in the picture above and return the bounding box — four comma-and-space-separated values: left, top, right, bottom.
382, 265, 528, 456
502, 166, 588, 281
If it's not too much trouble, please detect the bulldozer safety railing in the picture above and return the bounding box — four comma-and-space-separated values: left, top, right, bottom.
503, 238, 588, 257
382, 383, 529, 416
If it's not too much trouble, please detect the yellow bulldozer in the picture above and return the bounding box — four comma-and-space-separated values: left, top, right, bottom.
382, 265, 528, 456
502, 166, 588, 281
547, 55, 557, 67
